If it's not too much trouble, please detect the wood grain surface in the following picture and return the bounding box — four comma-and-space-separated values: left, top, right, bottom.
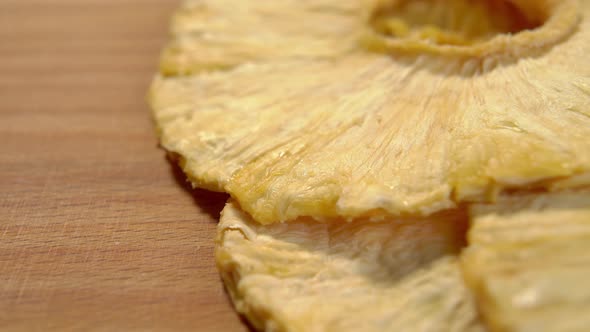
0, 1, 248, 331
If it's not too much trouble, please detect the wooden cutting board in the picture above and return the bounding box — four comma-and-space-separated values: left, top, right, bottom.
0, 1, 249, 330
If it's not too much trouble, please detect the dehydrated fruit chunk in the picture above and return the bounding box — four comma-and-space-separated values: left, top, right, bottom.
160, 0, 363, 75
217, 201, 484, 332
151, 0, 590, 224
461, 190, 590, 332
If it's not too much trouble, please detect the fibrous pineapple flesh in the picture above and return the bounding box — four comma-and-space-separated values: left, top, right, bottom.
217, 201, 484, 332
462, 191, 590, 332
149, 0, 590, 331
151, 0, 590, 224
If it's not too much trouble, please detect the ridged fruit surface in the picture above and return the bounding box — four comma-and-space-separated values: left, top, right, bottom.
149, 1, 590, 331
217, 201, 484, 332
151, 0, 590, 224
462, 190, 590, 332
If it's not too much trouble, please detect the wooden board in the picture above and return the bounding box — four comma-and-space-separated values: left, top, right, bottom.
0, 1, 249, 330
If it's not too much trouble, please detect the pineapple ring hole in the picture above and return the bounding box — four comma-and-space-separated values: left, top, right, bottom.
371, 0, 541, 47
366, 0, 580, 59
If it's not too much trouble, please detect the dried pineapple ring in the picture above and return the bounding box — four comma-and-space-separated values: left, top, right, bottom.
217, 201, 484, 332
461, 190, 590, 332
149, 1, 590, 330
151, 0, 590, 223
160, 0, 364, 76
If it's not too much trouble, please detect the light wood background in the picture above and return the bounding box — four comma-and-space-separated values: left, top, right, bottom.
0, 1, 249, 330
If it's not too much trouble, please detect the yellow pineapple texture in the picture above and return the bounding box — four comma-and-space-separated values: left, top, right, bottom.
462, 191, 590, 332
149, 0, 590, 331
217, 201, 483, 332
151, 0, 590, 224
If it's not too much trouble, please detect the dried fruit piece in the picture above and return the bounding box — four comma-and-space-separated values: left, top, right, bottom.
217, 201, 484, 332
150, 1, 590, 330
161, 0, 363, 75
461, 190, 590, 332
151, 0, 590, 224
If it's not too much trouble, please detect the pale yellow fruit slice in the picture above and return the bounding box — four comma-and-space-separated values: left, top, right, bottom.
151, 0, 590, 224
461, 190, 590, 332
160, 0, 364, 75
216, 201, 484, 332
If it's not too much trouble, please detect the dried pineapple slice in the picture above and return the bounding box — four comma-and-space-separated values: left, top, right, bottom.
461, 190, 590, 332
160, 0, 363, 75
151, 1, 590, 330
217, 200, 484, 332
151, 0, 590, 224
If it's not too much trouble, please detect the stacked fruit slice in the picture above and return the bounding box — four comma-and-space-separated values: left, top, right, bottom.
150, 0, 590, 331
